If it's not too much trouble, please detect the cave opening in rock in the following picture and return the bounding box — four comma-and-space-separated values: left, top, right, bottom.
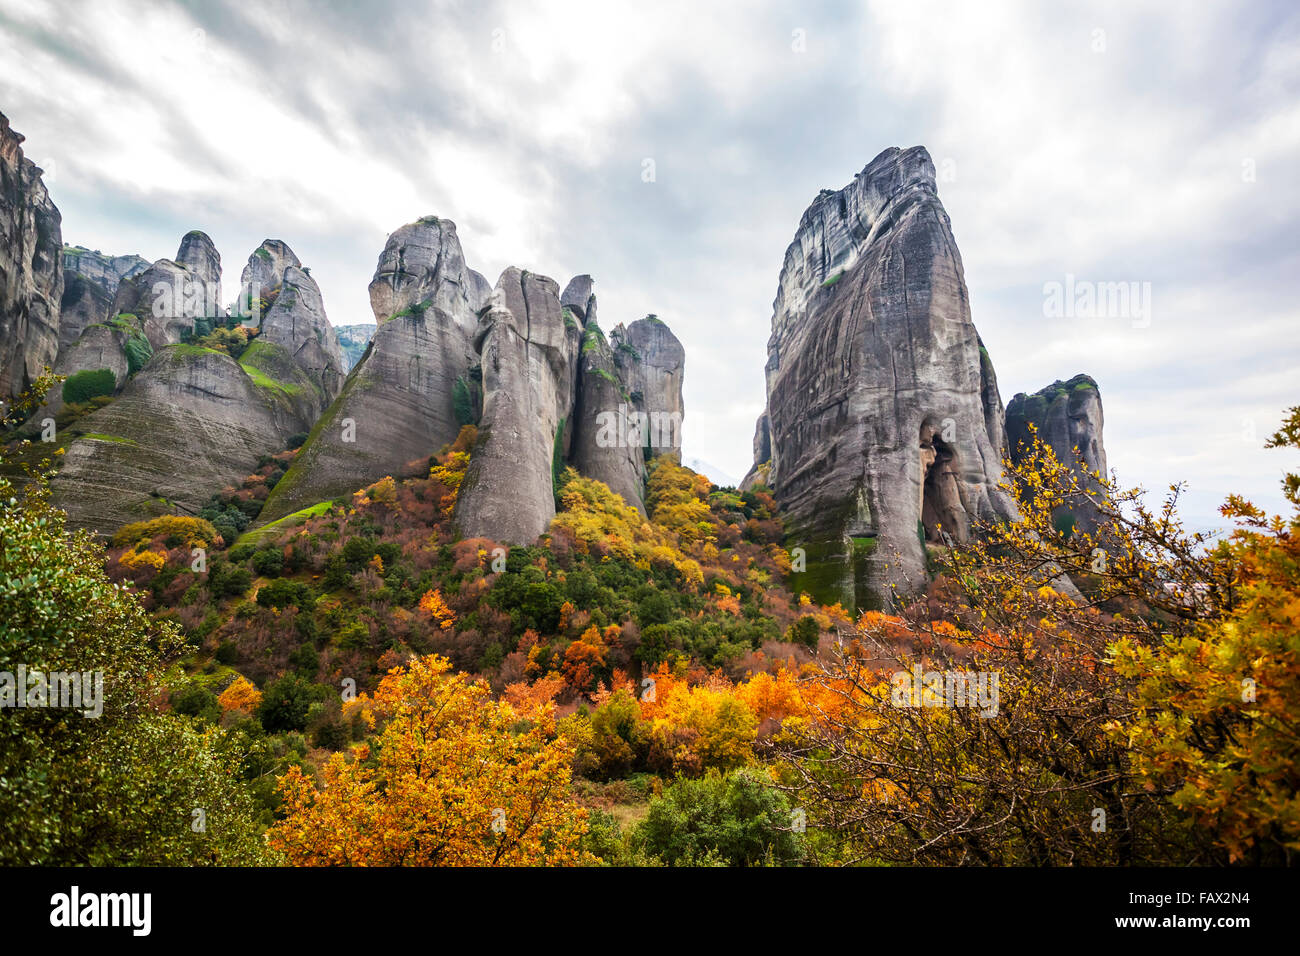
919, 423, 967, 545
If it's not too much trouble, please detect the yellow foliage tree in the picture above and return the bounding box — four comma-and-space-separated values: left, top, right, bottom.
217, 676, 262, 716
418, 589, 455, 630
269, 655, 591, 865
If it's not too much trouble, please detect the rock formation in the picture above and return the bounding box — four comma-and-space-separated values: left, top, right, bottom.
245, 243, 348, 408
239, 238, 299, 305
570, 321, 646, 513
256, 217, 483, 524
460, 279, 686, 538
454, 268, 582, 542
611, 316, 684, 456
111, 231, 221, 349
0, 112, 63, 406
1005, 374, 1107, 536
58, 248, 149, 350
61, 247, 149, 297
258, 220, 686, 542
748, 146, 1019, 609
52, 237, 343, 532
53, 346, 318, 531
57, 273, 114, 352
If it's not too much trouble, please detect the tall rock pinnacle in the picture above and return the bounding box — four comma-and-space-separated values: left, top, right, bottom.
750, 146, 1018, 609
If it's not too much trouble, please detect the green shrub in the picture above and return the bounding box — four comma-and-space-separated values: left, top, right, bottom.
170, 683, 220, 723
251, 548, 284, 577
208, 562, 252, 598
228, 541, 257, 564
786, 614, 820, 650
634, 769, 804, 866
256, 578, 315, 610
257, 674, 317, 733
61, 368, 115, 405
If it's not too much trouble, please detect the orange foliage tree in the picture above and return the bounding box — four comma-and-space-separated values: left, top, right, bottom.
268, 655, 590, 866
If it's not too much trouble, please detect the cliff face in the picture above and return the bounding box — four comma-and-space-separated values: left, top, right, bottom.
53, 346, 317, 531
570, 323, 646, 513
256, 217, 483, 524
111, 231, 222, 349
258, 217, 686, 537
58, 249, 149, 350
1005, 374, 1107, 536
0, 112, 63, 405
753, 146, 1018, 609
254, 259, 346, 414
455, 268, 687, 540
61, 248, 149, 296
52, 237, 342, 533
454, 267, 582, 543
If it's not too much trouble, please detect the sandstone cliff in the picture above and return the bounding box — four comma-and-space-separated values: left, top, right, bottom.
0, 112, 63, 406
454, 267, 582, 543
458, 272, 686, 539
256, 217, 482, 524
244, 243, 345, 411
52, 237, 342, 533
111, 231, 221, 349
1005, 374, 1108, 536
53, 345, 319, 531
751, 146, 1018, 609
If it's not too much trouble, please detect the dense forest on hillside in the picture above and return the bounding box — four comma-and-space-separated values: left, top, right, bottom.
3, 374, 1296, 867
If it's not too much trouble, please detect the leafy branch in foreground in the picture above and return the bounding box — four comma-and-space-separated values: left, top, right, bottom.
774, 419, 1299, 865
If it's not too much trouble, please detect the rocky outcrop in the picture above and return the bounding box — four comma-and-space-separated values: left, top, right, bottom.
53, 345, 317, 532
176, 230, 221, 303
368, 216, 486, 322
256, 217, 481, 524
51, 235, 344, 533
255, 263, 346, 411
1005, 374, 1108, 536
61, 247, 149, 297
111, 232, 221, 349
611, 316, 685, 459
239, 239, 299, 305
561, 274, 595, 320
256, 218, 686, 537
740, 412, 771, 490
454, 268, 582, 543
57, 273, 114, 352
58, 248, 149, 352
0, 112, 63, 406
570, 321, 645, 512
752, 146, 1018, 610
49, 249, 152, 394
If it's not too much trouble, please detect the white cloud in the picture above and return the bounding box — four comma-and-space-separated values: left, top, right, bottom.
1, 0, 1296, 525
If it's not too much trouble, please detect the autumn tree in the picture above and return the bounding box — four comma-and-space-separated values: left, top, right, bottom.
1112, 406, 1300, 864
269, 654, 591, 865
773, 429, 1234, 865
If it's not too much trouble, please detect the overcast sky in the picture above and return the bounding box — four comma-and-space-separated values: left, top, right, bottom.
2, 0, 1297, 530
